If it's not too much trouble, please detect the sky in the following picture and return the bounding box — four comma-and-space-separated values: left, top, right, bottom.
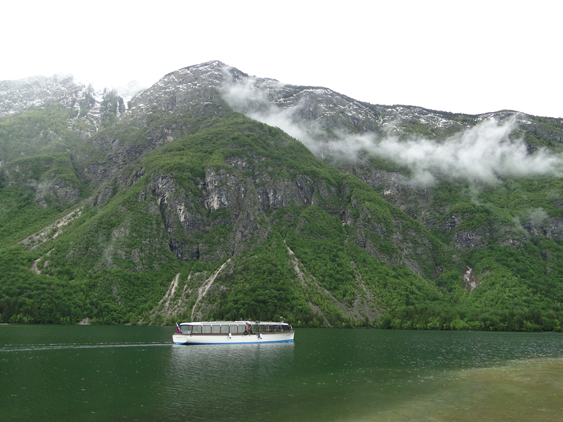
2, 0, 562, 118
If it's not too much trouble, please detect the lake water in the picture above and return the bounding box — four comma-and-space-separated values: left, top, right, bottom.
1, 326, 563, 421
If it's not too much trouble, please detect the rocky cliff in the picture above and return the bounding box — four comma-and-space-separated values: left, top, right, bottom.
1, 61, 562, 331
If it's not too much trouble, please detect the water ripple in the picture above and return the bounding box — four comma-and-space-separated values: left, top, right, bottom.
0, 342, 172, 352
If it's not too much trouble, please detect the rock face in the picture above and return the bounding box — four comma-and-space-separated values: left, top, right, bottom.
2, 60, 563, 327
0, 74, 134, 142
3, 155, 81, 208
97, 61, 563, 253
0, 75, 83, 118
34, 176, 81, 208
463, 266, 480, 292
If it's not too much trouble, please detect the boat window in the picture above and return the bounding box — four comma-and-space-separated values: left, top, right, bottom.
192, 326, 202, 334
238, 325, 246, 334
220, 325, 229, 334
202, 325, 211, 334
212, 325, 220, 334
229, 325, 237, 333
180, 326, 191, 334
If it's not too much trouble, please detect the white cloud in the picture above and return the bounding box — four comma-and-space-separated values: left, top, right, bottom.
366, 118, 563, 185
221, 78, 563, 186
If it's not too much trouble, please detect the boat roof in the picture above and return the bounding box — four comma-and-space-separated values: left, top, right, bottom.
179, 321, 290, 326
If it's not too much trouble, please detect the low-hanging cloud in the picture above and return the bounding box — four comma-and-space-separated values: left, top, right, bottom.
220, 75, 340, 154
364, 119, 563, 185
220, 77, 563, 186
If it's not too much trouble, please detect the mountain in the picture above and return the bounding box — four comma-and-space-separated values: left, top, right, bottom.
1, 61, 562, 332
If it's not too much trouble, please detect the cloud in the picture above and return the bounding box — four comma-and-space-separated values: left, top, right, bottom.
366, 118, 563, 185
525, 208, 549, 226
220, 75, 270, 113
220, 74, 323, 148
220, 77, 563, 186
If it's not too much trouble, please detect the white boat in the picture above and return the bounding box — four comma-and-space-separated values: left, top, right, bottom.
172, 321, 294, 345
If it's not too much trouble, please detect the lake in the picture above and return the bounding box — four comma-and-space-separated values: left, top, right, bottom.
1, 325, 562, 421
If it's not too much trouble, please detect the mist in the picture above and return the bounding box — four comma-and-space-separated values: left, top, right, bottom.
363, 119, 563, 185
220, 77, 563, 186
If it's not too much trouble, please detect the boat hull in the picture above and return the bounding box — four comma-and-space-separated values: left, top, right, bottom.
173, 332, 294, 345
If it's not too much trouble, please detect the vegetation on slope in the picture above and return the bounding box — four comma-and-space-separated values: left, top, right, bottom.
0, 103, 86, 163
1, 91, 563, 332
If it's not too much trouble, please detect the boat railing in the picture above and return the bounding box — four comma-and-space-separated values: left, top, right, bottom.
178, 322, 293, 335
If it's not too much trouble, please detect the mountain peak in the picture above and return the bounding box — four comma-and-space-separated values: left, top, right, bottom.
168, 60, 228, 76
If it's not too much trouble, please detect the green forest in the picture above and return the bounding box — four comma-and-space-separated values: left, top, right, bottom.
1, 77, 563, 333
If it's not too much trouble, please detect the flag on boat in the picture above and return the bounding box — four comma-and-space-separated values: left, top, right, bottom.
176, 323, 182, 334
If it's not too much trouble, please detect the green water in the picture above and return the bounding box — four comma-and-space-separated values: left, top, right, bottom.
1, 326, 562, 421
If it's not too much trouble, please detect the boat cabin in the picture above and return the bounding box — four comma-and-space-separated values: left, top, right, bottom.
178, 321, 293, 335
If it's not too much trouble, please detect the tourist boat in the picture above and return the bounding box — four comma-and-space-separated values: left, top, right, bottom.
172, 320, 294, 345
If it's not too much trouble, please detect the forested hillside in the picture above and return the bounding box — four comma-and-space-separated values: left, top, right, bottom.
1, 61, 562, 332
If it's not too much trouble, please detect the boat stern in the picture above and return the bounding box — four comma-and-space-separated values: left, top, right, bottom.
172, 334, 189, 344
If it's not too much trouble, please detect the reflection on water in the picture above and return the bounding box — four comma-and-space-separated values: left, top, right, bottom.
1, 326, 562, 422
162, 344, 295, 421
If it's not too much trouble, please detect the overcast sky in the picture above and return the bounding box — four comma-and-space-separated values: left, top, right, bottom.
2, 0, 561, 118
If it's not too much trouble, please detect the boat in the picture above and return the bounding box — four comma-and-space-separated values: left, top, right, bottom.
172, 320, 294, 345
